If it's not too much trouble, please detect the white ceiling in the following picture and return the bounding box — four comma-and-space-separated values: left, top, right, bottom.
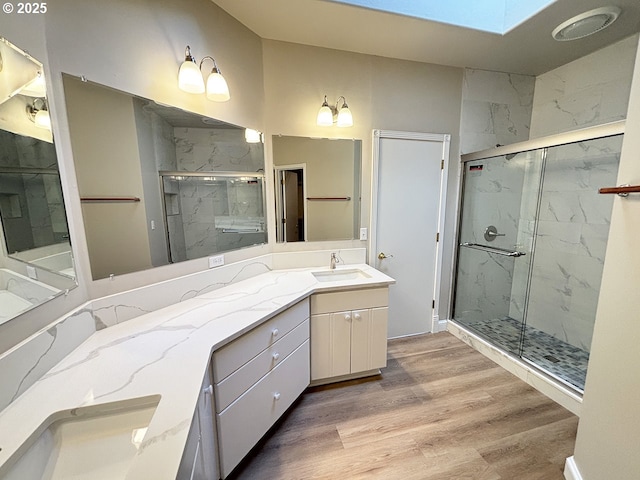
213, 0, 640, 76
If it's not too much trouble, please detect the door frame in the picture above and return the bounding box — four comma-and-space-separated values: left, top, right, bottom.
370, 130, 451, 333
274, 164, 308, 242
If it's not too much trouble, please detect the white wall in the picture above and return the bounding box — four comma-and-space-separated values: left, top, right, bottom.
569, 34, 640, 480
530, 34, 638, 138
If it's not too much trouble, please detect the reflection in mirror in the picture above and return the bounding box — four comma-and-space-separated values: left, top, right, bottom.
272, 135, 361, 242
0, 37, 77, 326
62, 74, 267, 280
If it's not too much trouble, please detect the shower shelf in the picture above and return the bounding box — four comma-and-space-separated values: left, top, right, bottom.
460, 242, 526, 257
598, 184, 640, 197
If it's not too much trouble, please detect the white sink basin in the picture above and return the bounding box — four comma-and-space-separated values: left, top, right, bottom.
312, 268, 371, 282
2, 396, 159, 480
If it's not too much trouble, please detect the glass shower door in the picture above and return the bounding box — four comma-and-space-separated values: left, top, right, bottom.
520, 134, 623, 390
454, 150, 543, 355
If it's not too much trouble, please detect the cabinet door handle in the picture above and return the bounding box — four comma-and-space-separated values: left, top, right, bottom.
203, 384, 213, 396
354, 313, 361, 320
272, 328, 279, 337
273, 392, 281, 401
272, 352, 280, 362
345, 313, 352, 321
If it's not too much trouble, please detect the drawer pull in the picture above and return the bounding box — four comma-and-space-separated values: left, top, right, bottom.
273, 392, 281, 401
272, 328, 279, 337
345, 313, 352, 321
272, 352, 280, 362
203, 384, 213, 396
354, 313, 361, 320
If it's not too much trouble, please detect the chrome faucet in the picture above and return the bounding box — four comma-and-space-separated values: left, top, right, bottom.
330, 252, 339, 269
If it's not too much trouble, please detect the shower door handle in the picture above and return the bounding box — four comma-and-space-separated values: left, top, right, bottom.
460, 242, 526, 258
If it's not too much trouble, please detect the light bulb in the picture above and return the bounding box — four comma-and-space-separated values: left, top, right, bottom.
337, 105, 353, 127
245, 128, 261, 143
317, 96, 333, 126
206, 69, 230, 102
178, 46, 205, 94
34, 109, 51, 130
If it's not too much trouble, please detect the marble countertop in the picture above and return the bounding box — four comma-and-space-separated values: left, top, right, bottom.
0, 264, 394, 479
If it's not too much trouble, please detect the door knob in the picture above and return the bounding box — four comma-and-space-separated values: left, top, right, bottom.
378, 252, 394, 260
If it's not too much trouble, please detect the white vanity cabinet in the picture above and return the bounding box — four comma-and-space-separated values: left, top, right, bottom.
177, 364, 219, 480
310, 287, 388, 383
212, 299, 310, 478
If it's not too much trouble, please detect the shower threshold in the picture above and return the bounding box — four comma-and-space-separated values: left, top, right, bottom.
447, 320, 583, 416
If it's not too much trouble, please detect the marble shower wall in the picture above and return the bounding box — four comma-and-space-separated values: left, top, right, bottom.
530, 34, 638, 138
460, 69, 535, 154
170, 128, 266, 261
524, 135, 622, 352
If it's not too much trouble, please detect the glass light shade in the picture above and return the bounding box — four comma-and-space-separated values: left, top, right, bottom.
34, 109, 51, 130
317, 105, 333, 126
245, 128, 262, 143
20, 72, 47, 97
178, 60, 205, 94
206, 70, 230, 102
337, 106, 353, 127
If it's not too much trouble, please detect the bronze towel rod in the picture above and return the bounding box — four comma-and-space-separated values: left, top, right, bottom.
306, 196, 351, 201
80, 196, 141, 203
598, 185, 640, 197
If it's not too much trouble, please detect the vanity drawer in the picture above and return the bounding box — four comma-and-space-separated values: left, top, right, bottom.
214, 318, 309, 413
311, 287, 388, 315
213, 298, 309, 383
217, 340, 310, 478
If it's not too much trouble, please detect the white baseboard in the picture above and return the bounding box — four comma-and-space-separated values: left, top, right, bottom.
436, 318, 448, 332
564, 456, 583, 480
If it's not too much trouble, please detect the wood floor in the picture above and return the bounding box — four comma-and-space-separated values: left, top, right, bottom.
230, 332, 578, 480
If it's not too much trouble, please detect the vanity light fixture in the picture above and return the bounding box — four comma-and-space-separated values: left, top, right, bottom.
178, 45, 230, 102
244, 128, 262, 143
317, 95, 353, 127
26, 98, 51, 130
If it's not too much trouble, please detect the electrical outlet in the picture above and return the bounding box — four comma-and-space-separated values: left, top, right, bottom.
359, 227, 368, 241
209, 254, 225, 268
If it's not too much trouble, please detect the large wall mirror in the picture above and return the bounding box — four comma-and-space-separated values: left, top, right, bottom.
62, 74, 267, 280
0, 37, 77, 326
272, 135, 361, 242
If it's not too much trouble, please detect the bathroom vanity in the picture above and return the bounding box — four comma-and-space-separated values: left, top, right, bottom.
0, 263, 394, 480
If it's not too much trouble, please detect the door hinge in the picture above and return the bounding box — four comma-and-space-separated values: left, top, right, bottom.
436, 232, 440, 242
441, 159, 444, 170
432, 299, 435, 309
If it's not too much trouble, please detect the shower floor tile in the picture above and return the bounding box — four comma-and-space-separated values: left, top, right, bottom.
465, 316, 589, 391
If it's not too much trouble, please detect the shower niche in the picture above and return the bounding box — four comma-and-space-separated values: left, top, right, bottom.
453, 124, 624, 392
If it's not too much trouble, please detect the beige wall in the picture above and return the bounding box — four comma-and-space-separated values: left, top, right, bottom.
570, 35, 640, 479
263, 40, 463, 315
63, 76, 152, 279
0, 0, 266, 348
42, 0, 266, 298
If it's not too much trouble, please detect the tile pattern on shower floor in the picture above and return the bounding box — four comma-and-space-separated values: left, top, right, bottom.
467, 316, 589, 391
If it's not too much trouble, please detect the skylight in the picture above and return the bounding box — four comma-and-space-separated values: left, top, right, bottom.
327, 0, 557, 34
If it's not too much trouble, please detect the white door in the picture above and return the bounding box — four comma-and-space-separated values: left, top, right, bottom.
372, 131, 450, 338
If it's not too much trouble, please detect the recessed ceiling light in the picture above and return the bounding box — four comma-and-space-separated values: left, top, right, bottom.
552, 6, 621, 41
